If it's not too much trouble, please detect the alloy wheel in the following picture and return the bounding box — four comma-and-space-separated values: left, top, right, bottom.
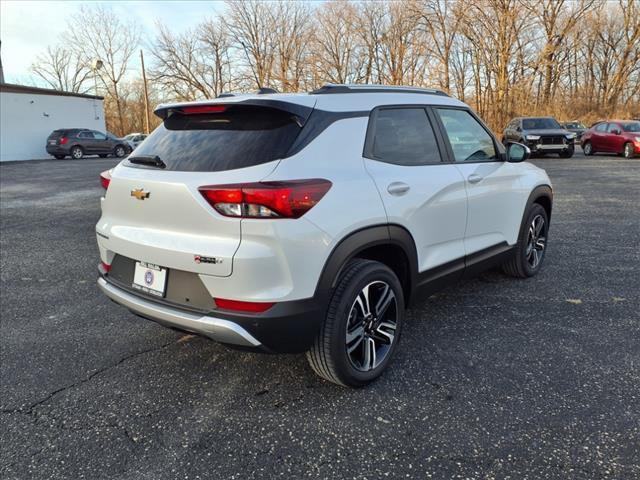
525, 214, 546, 269
115, 146, 125, 158
345, 281, 398, 372
625, 144, 633, 158
71, 147, 82, 159
584, 143, 592, 155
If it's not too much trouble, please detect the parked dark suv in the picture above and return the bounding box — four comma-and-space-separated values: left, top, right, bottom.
503, 117, 575, 158
46, 129, 132, 160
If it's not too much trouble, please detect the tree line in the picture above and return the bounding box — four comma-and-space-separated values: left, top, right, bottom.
30, 0, 640, 136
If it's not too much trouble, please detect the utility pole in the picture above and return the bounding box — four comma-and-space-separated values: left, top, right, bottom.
140, 49, 151, 134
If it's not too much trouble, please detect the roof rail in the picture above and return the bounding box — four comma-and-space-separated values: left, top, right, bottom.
309, 83, 450, 97
216, 92, 236, 98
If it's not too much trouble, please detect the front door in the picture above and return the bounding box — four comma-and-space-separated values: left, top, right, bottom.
591, 123, 610, 151
605, 123, 625, 153
92, 131, 111, 154
433, 107, 529, 258
363, 107, 468, 276
77, 130, 95, 153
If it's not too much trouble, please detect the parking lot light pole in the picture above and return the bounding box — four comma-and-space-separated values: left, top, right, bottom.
140, 50, 151, 135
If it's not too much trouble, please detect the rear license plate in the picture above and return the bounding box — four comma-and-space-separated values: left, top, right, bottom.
48, 140, 56, 145
132, 261, 167, 297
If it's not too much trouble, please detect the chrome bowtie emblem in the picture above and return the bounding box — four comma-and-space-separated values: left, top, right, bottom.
131, 188, 150, 200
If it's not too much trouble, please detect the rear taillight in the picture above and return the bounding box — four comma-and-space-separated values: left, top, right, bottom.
59, 137, 68, 145
199, 179, 332, 219
100, 170, 111, 190
214, 298, 274, 313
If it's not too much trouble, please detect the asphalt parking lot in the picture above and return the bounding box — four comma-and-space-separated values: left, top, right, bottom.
1, 151, 639, 479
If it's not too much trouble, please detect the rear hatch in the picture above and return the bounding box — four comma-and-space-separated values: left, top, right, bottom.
47, 129, 71, 146
97, 100, 314, 278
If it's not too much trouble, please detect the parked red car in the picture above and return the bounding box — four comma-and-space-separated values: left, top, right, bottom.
581, 120, 640, 158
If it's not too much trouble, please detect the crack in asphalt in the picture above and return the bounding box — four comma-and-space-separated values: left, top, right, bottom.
0, 338, 178, 416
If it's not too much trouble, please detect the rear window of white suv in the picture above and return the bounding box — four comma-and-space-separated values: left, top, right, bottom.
128, 105, 302, 172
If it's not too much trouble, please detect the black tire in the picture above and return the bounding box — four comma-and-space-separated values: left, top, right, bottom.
306, 259, 405, 387
99, 154, 108, 158
70, 146, 83, 160
559, 145, 574, 158
54, 155, 65, 159
503, 203, 549, 278
583, 141, 594, 156
623, 142, 635, 159
114, 145, 126, 158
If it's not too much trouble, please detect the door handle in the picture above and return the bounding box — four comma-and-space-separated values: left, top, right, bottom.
387, 182, 410, 196
467, 174, 483, 184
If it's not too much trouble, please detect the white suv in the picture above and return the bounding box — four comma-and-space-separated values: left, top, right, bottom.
97, 84, 552, 387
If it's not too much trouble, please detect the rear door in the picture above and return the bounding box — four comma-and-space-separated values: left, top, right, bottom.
77, 130, 95, 152
433, 107, 528, 257
97, 103, 308, 278
363, 106, 468, 275
92, 131, 112, 153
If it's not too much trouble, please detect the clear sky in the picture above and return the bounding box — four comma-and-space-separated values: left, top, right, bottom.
0, 1, 226, 85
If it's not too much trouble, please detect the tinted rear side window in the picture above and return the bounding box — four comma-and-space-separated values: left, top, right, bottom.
129, 106, 302, 172
368, 108, 441, 165
48, 129, 75, 139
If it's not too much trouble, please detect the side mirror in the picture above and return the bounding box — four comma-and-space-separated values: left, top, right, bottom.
612, 129, 621, 135
507, 142, 530, 163
516, 126, 522, 132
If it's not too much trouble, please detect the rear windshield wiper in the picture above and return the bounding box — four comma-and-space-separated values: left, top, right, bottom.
128, 155, 166, 169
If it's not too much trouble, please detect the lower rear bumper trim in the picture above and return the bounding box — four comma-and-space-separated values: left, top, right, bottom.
97, 277, 261, 348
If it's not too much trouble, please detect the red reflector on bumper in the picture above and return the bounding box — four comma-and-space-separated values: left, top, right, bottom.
99, 261, 111, 273
214, 298, 274, 313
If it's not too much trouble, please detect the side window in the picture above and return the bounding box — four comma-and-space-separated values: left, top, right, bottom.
93, 131, 107, 140
436, 108, 498, 163
606, 123, 619, 133
369, 108, 442, 165
78, 131, 92, 139
595, 123, 608, 132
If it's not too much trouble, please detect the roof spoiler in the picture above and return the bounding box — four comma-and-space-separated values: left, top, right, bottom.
154, 98, 313, 125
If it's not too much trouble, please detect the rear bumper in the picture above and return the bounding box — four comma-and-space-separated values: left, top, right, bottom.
98, 277, 262, 347
46, 145, 69, 155
97, 276, 324, 353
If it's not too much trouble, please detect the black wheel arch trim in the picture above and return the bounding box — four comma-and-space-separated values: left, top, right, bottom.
314, 224, 419, 306
525, 184, 553, 224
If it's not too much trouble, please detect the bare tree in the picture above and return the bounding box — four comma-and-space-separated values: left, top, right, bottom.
223, 0, 276, 89
271, 1, 313, 91
525, 0, 600, 105
30, 45, 92, 93
313, 1, 366, 84
411, 0, 464, 93
150, 19, 234, 101
65, 5, 140, 134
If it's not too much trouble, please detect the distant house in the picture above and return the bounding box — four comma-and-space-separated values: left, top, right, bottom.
0, 83, 105, 162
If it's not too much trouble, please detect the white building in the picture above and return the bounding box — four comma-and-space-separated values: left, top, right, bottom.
0, 83, 105, 162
